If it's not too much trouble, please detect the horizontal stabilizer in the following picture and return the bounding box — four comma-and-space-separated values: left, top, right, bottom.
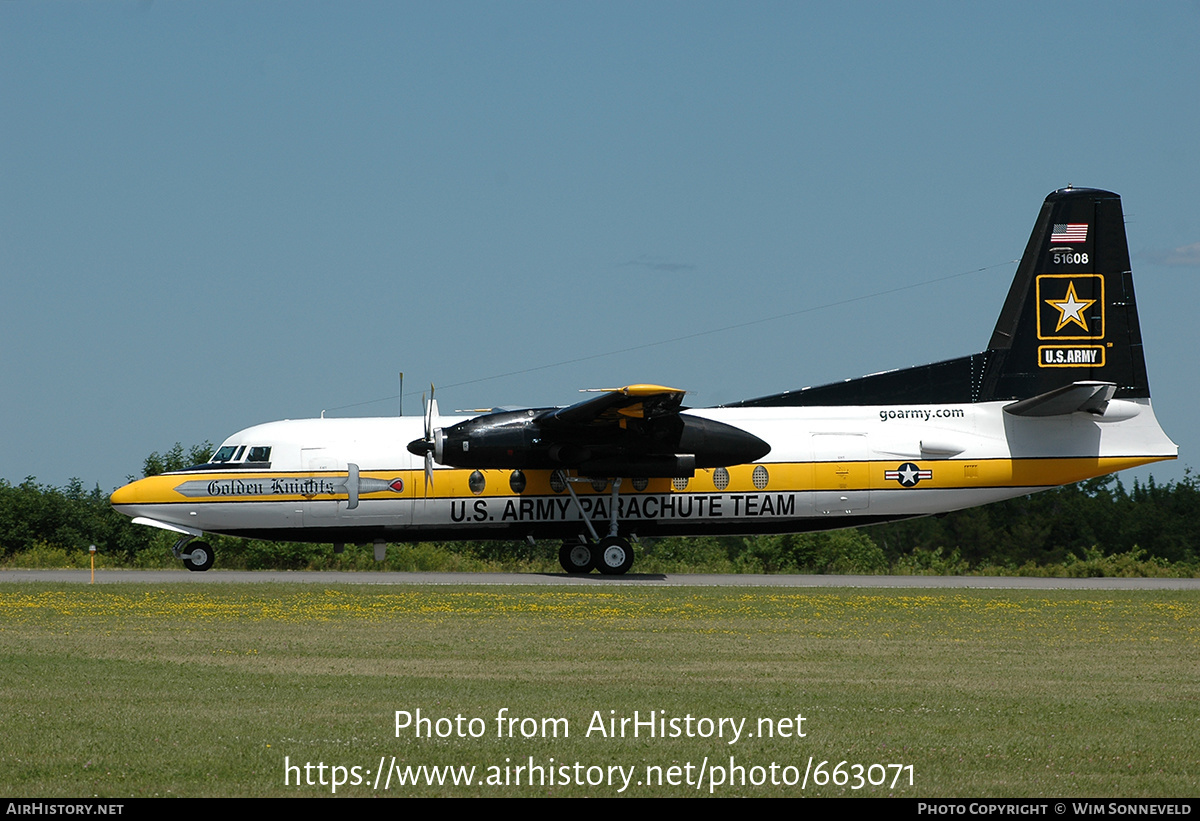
1003, 381, 1116, 417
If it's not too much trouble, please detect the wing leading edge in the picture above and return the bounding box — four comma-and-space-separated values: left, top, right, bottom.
538, 384, 687, 427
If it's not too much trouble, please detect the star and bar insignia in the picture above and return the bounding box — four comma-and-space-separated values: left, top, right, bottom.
884, 463, 932, 487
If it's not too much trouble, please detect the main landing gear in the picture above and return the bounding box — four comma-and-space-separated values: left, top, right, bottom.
558, 536, 635, 575
556, 473, 636, 576
172, 535, 215, 572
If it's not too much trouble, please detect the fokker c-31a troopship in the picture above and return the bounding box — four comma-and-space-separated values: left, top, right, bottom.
111, 187, 1177, 575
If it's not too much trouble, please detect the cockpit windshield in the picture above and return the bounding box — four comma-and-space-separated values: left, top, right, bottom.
209, 445, 271, 465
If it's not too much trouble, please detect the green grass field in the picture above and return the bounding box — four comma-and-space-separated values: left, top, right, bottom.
1, 582, 1196, 797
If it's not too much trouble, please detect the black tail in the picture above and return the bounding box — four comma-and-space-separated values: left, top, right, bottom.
725, 187, 1149, 409
981, 186, 1147, 400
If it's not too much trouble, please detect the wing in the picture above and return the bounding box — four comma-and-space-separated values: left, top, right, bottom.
421, 384, 770, 477
536, 384, 688, 427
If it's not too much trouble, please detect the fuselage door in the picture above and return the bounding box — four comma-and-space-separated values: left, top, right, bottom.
811, 433, 870, 513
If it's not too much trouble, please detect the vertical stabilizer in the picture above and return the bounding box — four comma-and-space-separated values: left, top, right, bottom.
981, 187, 1148, 400
724, 187, 1154, 410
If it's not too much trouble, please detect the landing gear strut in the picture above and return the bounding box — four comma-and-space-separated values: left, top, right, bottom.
557, 473, 636, 576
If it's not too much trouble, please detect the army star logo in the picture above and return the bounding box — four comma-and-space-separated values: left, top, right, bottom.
884, 462, 932, 487
1045, 280, 1096, 333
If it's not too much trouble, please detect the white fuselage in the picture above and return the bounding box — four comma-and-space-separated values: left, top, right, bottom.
109, 399, 1176, 544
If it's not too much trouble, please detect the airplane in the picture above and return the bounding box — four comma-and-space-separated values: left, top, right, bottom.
110, 187, 1177, 575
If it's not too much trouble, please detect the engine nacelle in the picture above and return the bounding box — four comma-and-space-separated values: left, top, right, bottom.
409, 409, 770, 475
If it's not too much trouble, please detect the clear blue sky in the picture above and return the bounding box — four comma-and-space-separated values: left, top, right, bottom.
2, 2, 1197, 491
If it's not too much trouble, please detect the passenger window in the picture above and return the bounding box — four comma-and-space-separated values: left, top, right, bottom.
247, 446, 272, 463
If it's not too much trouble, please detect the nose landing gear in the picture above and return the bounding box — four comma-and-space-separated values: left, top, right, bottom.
172, 534, 215, 572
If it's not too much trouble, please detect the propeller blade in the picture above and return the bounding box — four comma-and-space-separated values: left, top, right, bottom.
420, 384, 438, 491
423, 389, 432, 441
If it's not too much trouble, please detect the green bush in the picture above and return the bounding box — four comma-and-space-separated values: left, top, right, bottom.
893, 546, 970, 576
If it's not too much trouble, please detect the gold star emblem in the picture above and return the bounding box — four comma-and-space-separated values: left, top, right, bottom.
1045, 281, 1096, 333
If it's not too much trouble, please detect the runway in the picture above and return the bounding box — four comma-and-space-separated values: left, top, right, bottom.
2, 569, 1198, 589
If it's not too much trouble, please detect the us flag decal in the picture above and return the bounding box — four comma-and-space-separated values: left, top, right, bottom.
1050, 223, 1088, 243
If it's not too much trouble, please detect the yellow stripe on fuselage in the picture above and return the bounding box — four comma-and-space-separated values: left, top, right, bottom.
111, 455, 1172, 506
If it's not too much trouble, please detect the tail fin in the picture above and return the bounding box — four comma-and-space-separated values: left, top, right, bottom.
980, 186, 1148, 401
725, 187, 1151, 409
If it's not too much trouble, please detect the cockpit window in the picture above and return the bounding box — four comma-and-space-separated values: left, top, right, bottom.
247, 446, 272, 463
212, 446, 240, 463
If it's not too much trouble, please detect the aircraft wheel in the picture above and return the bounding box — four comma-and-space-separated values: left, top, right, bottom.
559, 541, 594, 574
183, 541, 215, 572
596, 536, 634, 576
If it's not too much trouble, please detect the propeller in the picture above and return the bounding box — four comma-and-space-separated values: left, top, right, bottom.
424, 386, 439, 488
406, 384, 441, 490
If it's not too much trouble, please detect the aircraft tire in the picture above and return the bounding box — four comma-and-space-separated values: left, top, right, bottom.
183, 541, 215, 572
559, 542, 594, 574
596, 536, 634, 576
